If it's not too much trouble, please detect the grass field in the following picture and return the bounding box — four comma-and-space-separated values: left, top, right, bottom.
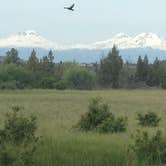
0, 90, 166, 166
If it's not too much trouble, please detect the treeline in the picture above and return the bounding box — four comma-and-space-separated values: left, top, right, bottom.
1, 46, 166, 89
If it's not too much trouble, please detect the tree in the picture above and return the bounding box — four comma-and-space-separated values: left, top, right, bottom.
135, 55, 149, 82
158, 61, 166, 89
135, 56, 143, 81
40, 50, 55, 76
98, 45, 123, 88
142, 55, 149, 80
27, 50, 39, 71
146, 58, 160, 87
55, 61, 64, 80
119, 62, 136, 88
4, 48, 20, 65
48, 50, 54, 63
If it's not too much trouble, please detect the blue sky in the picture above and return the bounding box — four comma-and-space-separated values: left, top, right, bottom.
0, 0, 165, 43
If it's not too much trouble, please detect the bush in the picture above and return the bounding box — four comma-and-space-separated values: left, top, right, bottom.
55, 80, 67, 90
0, 64, 32, 89
78, 98, 110, 131
160, 77, 166, 89
131, 130, 166, 164
137, 112, 161, 127
0, 81, 17, 90
97, 116, 127, 133
0, 106, 39, 166
77, 98, 127, 133
39, 77, 57, 89
64, 68, 96, 90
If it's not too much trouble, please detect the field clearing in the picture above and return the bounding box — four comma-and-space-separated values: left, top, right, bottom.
0, 89, 165, 166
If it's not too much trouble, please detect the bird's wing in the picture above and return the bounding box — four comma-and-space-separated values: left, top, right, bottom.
70, 3, 75, 9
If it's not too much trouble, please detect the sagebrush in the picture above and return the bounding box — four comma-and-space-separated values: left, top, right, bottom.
78, 97, 127, 133
0, 106, 39, 166
131, 130, 166, 165
137, 112, 161, 127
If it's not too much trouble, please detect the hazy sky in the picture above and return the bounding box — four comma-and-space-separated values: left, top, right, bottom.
0, 0, 165, 43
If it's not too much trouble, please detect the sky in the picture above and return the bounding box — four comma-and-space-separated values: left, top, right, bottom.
0, 0, 165, 43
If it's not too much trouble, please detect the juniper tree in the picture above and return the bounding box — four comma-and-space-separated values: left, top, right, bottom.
4, 48, 20, 65
99, 45, 123, 88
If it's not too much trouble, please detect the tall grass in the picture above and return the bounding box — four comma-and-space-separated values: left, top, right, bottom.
0, 89, 165, 166
36, 137, 126, 166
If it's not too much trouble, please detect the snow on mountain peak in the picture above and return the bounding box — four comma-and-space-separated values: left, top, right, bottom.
133, 33, 164, 48
114, 33, 130, 39
90, 33, 132, 49
89, 33, 166, 50
135, 32, 159, 38
22, 30, 39, 36
0, 30, 56, 49
0, 31, 166, 50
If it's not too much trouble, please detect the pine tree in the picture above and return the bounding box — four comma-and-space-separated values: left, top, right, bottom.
4, 48, 20, 64
27, 50, 39, 71
142, 55, 149, 81
99, 45, 123, 88
146, 58, 160, 86
48, 50, 54, 63
135, 55, 149, 82
153, 57, 160, 69
40, 50, 55, 75
135, 56, 143, 81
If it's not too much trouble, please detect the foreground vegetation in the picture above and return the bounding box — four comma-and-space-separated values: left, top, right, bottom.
0, 90, 165, 166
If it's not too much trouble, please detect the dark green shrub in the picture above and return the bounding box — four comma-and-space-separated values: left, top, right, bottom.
55, 80, 67, 90
112, 116, 128, 132
131, 130, 166, 164
78, 98, 110, 131
64, 68, 96, 90
78, 98, 127, 133
0, 64, 32, 89
0, 81, 17, 90
97, 116, 127, 133
137, 112, 161, 127
161, 78, 166, 89
0, 106, 39, 166
39, 77, 57, 89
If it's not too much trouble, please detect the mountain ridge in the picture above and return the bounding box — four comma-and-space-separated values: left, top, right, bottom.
0, 31, 166, 50
0, 31, 166, 63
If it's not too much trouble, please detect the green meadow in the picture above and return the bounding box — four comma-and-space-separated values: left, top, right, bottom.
0, 90, 165, 166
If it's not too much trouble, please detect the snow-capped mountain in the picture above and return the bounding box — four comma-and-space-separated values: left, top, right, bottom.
0, 30, 65, 49
89, 33, 166, 50
0, 31, 166, 50
1, 31, 166, 63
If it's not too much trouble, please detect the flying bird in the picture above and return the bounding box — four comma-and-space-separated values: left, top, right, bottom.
64, 3, 75, 11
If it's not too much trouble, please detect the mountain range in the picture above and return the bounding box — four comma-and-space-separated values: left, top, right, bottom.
0, 31, 166, 63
